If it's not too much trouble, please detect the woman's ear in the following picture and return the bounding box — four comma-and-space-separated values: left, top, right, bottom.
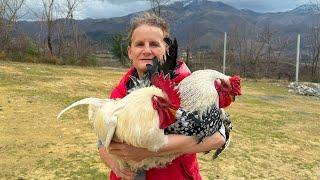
127, 46, 132, 60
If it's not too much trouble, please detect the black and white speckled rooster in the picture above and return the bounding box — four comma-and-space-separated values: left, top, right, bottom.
145, 38, 241, 158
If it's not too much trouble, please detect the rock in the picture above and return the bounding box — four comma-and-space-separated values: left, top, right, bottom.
288, 82, 320, 97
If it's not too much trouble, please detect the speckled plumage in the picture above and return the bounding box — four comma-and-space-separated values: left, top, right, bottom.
165, 105, 223, 143
178, 69, 230, 118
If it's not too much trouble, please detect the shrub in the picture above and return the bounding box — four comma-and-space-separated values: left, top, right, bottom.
25, 42, 40, 57
85, 54, 98, 66
0, 51, 7, 60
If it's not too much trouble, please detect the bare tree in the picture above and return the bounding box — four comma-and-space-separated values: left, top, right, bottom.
305, 0, 320, 81
56, 0, 82, 58
65, 0, 81, 19
182, 23, 205, 70
307, 26, 320, 81
259, 24, 277, 77
230, 24, 258, 76
0, 0, 25, 50
0, 0, 25, 23
66, 0, 82, 59
0, 1, 6, 48
147, 0, 171, 17
42, 0, 55, 55
228, 23, 274, 78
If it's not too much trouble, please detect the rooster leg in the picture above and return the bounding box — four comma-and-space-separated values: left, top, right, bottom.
103, 115, 118, 147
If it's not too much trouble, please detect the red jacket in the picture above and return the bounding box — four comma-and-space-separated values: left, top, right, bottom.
109, 61, 202, 180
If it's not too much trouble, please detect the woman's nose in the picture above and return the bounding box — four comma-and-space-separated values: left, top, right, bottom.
142, 44, 152, 54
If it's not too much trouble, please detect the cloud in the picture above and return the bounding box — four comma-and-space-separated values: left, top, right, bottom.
76, 0, 150, 19
21, 0, 150, 20
222, 0, 309, 12
97, 0, 145, 5
21, 0, 310, 21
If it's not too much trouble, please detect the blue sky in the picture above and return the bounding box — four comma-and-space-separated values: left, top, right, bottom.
23, 0, 310, 20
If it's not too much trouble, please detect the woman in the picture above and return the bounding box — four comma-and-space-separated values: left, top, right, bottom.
98, 12, 226, 180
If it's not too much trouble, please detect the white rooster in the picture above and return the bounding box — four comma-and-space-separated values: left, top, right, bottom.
57, 69, 241, 172
58, 74, 181, 171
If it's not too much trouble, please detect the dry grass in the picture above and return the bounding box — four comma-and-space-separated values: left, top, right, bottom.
0, 61, 319, 179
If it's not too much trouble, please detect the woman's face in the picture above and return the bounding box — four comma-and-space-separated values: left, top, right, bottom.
128, 24, 166, 78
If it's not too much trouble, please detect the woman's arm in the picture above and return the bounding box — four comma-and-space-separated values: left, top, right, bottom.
108, 131, 225, 161
180, 131, 226, 154
153, 132, 225, 155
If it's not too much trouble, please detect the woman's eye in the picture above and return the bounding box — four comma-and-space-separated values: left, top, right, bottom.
135, 42, 144, 47
150, 42, 160, 47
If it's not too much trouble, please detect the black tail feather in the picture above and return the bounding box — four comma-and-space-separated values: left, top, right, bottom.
163, 37, 178, 75
212, 111, 232, 160
144, 37, 179, 81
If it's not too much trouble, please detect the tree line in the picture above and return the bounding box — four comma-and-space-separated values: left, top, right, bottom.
0, 0, 97, 65
185, 23, 319, 82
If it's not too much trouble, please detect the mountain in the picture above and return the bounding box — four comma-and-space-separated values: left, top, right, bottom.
288, 4, 320, 15
16, 0, 319, 50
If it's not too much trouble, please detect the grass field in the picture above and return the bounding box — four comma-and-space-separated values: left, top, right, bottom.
0, 61, 319, 179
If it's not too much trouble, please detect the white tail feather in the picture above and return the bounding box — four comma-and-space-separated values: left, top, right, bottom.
57, 97, 108, 119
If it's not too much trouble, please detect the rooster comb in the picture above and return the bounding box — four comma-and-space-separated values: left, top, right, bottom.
151, 73, 180, 109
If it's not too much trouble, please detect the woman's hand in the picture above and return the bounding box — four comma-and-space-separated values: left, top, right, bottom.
99, 147, 136, 179
108, 141, 154, 162
183, 131, 226, 154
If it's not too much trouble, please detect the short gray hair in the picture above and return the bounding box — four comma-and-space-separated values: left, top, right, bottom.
128, 12, 169, 45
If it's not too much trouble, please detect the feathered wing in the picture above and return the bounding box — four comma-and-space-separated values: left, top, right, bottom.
114, 87, 169, 152
95, 103, 125, 147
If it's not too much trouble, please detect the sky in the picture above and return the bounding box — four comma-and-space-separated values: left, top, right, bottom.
23, 0, 311, 20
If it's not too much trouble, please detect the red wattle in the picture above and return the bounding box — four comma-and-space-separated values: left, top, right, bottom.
229, 75, 241, 96
215, 79, 232, 108
151, 95, 176, 129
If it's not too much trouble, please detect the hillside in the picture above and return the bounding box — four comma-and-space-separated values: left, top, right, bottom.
0, 61, 319, 179
17, 0, 319, 51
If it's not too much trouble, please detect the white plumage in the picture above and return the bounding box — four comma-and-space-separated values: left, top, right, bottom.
58, 86, 177, 172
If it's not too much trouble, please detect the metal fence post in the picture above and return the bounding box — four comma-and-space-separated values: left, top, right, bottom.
223, 32, 227, 74
295, 34, 300, 82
